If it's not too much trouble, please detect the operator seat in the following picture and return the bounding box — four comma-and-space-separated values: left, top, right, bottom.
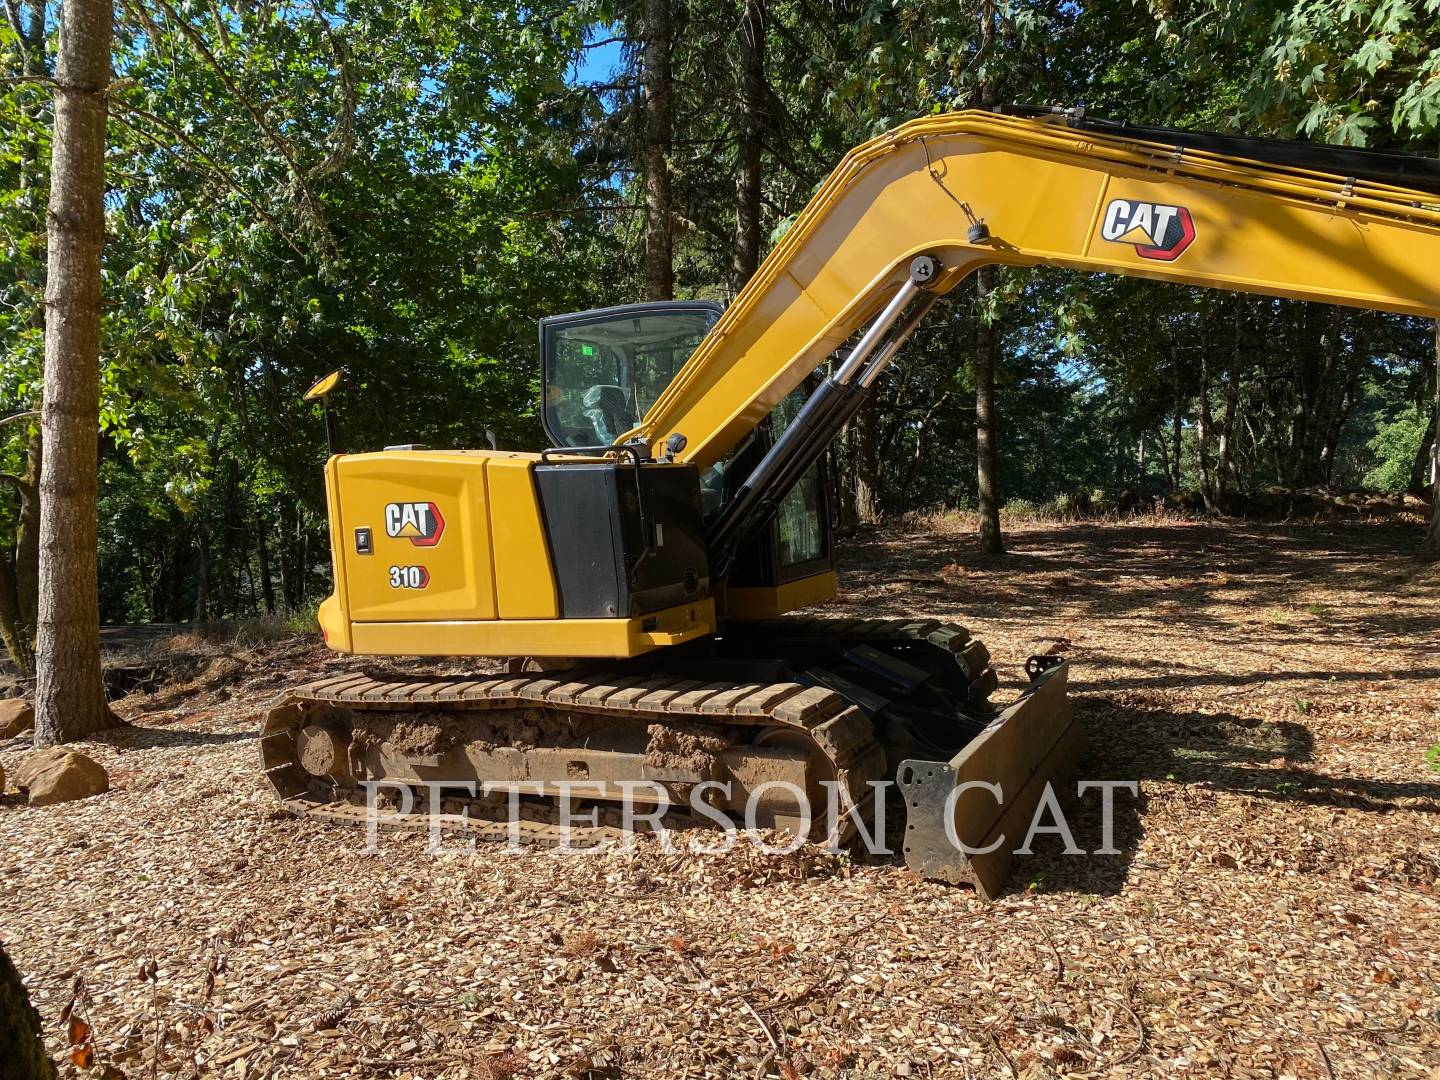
582, 384, 636, 444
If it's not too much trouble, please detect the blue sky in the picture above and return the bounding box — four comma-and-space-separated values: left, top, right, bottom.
570, 32, 625, 87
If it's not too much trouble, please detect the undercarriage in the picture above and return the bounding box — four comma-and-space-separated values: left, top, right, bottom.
261, 618, 1075, 895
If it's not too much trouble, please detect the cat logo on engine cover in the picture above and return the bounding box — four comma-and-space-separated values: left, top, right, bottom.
1100, 199, 1195, 261
384, 501, 445, 547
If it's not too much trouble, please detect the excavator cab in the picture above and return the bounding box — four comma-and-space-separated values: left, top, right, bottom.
540, 301, 839, 619
540, 302, 721, 449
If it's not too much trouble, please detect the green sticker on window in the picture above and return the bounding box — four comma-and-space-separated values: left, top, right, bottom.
581, 344, 595, 356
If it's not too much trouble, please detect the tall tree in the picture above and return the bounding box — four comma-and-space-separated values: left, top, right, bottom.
973, 266, 1003, 553
731, 0, 764, 293
1422, 325, 1440, 560
642, 0, 674, 300
33, 0, 112, 745
972, 0, 1003, 554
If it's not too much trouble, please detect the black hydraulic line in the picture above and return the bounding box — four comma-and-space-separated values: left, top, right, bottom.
755, 291, 940, 527
707, 258, 942, 577
999, 104, 1440, 197
705, 274, 923, 567
707, 374, 850, 571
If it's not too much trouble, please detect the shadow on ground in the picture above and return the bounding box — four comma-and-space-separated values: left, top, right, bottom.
90, 722, 252, 750
1004, 692, 1440, 897
842, 518, 1436, 640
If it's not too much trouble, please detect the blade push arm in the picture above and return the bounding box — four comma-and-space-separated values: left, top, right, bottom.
629, 110, 1440, 470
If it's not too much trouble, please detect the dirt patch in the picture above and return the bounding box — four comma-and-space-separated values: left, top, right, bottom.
350, 710, 503, 757
348, 707, 611, 759
645, 720, 737, 774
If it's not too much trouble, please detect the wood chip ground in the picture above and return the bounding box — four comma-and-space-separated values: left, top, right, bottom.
3, 517, 1438, 1078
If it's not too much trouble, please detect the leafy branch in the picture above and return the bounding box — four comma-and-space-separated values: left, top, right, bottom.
106, 96, 308, 259
139, 0, 335, 249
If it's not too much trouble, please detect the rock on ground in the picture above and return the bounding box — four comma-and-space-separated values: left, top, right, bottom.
12, 748, 108, 807
0, 698, 33, 739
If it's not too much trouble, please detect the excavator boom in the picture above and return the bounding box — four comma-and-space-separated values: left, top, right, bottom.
630, 110, 1440, 470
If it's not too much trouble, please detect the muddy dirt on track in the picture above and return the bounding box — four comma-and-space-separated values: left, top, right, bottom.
2, 516, 1438, 1079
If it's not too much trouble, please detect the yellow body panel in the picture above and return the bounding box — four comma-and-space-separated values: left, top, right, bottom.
333, 451, 499, 621
321, 449, 712, 657
629, 110, 1440, 468
319, 461, 354, 652
348, 599, 715, 658
484, 456, 559, 619
721, 570, 838, 619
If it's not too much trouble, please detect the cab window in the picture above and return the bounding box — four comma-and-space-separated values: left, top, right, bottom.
542, 305, 720, 448
770, 391, 825, 568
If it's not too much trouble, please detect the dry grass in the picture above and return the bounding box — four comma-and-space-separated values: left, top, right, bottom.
3, 517, 1439, 1078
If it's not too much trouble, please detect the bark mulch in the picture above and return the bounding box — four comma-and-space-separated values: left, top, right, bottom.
2, 516, 1437, 1078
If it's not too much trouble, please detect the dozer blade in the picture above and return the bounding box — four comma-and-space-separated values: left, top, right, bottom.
896, 661, 1078, 898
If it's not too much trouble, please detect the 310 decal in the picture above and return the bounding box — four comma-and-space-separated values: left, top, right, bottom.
1099, 199, 1195, 261
388, 565, 430, 589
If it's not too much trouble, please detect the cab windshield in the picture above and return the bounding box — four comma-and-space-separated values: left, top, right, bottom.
542, 305, 720, 448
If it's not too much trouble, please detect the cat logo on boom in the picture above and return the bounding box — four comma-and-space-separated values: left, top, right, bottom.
1100, 199, 1196, 261
384, 501, 445, 547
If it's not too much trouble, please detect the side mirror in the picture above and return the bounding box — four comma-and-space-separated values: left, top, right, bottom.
304, 368, 345, 455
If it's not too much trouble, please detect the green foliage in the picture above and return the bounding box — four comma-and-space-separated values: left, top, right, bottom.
1363, 407, 1428, 492
1154, 0, 1440, 146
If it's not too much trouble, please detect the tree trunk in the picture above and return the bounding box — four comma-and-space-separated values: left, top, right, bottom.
1409, 412, 1434, 494
217, 458, 241, 617
298, 507, 310, 604
852, 396, 882, 524
1171, 398, 1183, 492
1421, 323, 1440, 559
974, 266, 1003, 554
16, 428, 41, 638
971, 1, 1003, 554
0, 943, 55, 1080
1412, 342, 1437, 496
731, 0, 764, 294
1215, 297, 1242, 510
1320, 373, 1357, 486
194, 527, 210, 623
33, 0, 113, 747
0, 431, 41, 675
277, 495, 300, 607
0, 555, 30, 677
256, 512, 276, 615
1197, 317, 1216, 511
1152, 425, 1172, 494
641, 0, 673, 300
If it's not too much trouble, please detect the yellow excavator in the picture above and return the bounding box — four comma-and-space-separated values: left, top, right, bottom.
260, 107, 1440, 897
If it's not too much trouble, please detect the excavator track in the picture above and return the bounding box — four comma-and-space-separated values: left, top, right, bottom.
259, 667, 889, 848
258, 618, 990, 852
